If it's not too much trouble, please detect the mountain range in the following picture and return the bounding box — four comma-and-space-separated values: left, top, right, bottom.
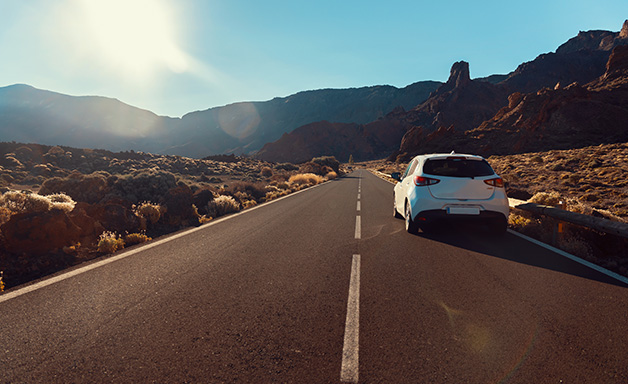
257, 20, 628, 163
0, 82, 440, 158
1, 20, 627, 162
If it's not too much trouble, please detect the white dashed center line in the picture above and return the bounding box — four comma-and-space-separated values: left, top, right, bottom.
340, 254, 361, 383
354, 216, 361, 239
357, 201, 361, 212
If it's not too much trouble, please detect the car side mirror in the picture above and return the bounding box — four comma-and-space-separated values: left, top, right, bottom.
390, 172, 401, 181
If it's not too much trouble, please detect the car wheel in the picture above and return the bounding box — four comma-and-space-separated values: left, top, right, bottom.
393, 193, 403, 219
405, 202, 419, 234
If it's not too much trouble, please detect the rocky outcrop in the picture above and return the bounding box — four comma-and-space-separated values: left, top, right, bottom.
405, 45, 628, 157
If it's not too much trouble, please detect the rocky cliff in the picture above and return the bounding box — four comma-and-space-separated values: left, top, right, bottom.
402, 45, 628, 156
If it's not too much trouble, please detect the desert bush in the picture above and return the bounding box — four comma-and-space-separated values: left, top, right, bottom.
97, 231, 125, 253
124, 232, 152, 246
325, 171, 338, 180
133, 202, 162, 225
47, 193, 76, 212
260, 166, 273, 177
224, 181, 267, 202
289, 173, 324, 186
274, 163, 298, 171
110, 170, 178, 204
0, 206, 12, 226
206, 195, 240, 218
39, 172, 109, 204
311, 156, 340, 173
529, 191, 562, 206
0, 190, 51, 214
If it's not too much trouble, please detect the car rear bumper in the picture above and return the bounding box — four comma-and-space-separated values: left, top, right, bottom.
414, 209, 507, 224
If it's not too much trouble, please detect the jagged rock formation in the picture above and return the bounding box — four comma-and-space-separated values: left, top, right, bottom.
404, 45, 628, 156
392, 20, 628, 160
396, 61, 509, 155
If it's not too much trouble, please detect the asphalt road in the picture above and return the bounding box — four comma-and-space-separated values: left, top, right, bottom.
1, 170, 627, 383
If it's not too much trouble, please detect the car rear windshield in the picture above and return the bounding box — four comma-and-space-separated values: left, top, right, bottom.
422, 158, 495, 178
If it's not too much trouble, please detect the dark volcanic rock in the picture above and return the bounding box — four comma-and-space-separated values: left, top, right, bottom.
410, 45, 628, 157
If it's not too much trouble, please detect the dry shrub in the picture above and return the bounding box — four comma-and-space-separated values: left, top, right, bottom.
124, 232, 152, 246
529, 191, 562, 206
289, 173, 324, 186
0, 190, 51, 214
224, 181, 267, 202
0, 190, 76, 215
97, 231, 125, 253
260, 166, 273, 177
134, 202, 162, 225
325, 171, 338, 180
207, 195, 240, 218
47, 193, 76, 213
311, 156, 340, 173
39, 172, 108, 204
0, 207, 12, 226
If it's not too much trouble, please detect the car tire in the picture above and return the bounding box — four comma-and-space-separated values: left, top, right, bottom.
405, 202, 419, 234
393, 194, 403, 219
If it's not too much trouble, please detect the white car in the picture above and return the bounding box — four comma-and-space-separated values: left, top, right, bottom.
392, 153, 509, 234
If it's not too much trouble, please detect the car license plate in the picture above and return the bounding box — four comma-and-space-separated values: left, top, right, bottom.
447, 206, 480, 215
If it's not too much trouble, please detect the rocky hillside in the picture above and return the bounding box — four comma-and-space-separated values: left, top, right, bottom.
0, 81, 441, 158
255, 106, 413, 163
402, 44, 628, 156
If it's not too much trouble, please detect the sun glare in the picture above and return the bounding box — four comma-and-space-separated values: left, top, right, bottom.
73, 0, 189, 79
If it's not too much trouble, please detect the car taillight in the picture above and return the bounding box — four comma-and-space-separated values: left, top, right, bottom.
413, 176, 440, 186
484, 177, 504, 188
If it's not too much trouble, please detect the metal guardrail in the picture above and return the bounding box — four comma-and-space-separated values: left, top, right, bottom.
513, 202, 628, 239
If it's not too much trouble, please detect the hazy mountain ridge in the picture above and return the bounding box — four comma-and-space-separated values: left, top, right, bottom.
0, 81, 441, 158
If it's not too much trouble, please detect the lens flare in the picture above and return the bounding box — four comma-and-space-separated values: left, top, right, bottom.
217, 103, 261, 139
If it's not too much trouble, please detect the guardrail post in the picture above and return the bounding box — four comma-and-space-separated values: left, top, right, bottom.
552, 201, 565, 246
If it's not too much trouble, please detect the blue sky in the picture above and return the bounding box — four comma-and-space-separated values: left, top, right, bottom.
1, 0, 626, 117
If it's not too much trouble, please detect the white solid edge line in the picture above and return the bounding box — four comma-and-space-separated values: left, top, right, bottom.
0, 180, 332, 304
508, 229, 628, 285
340, 254, 360, 383
355, 216, 361, 240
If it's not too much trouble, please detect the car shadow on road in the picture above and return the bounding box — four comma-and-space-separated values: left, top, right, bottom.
416, 224, 628, 288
